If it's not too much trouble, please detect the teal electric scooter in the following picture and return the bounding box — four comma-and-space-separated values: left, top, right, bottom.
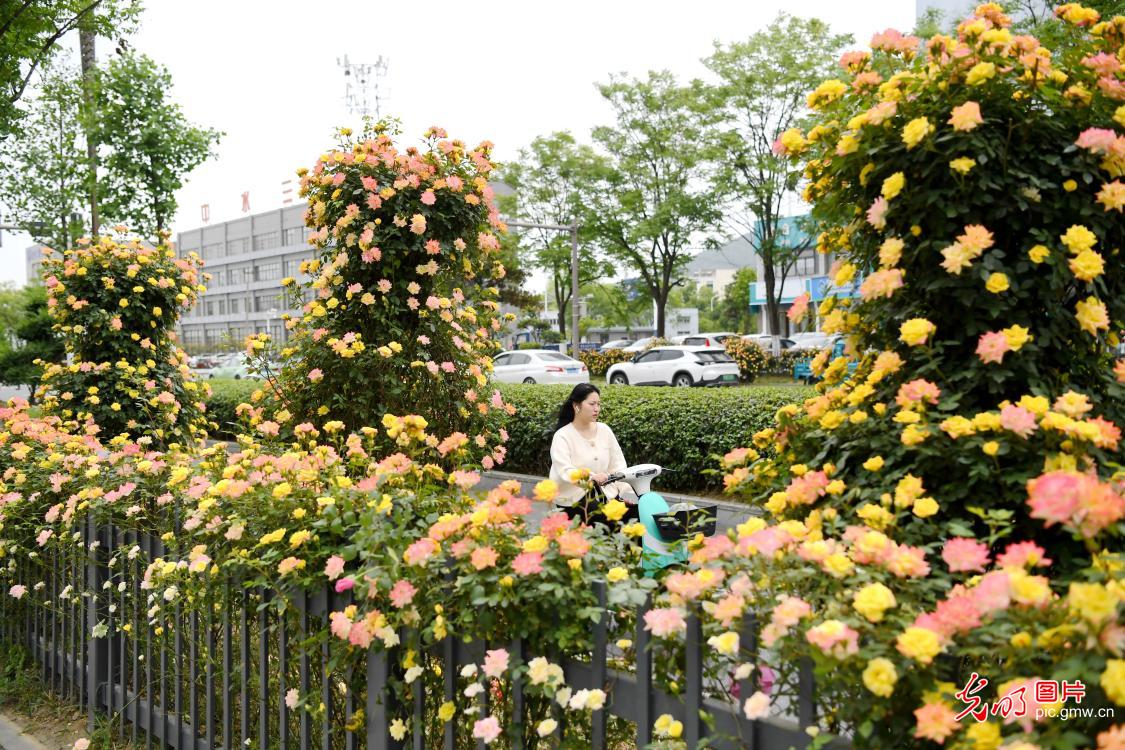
604, 464, 717, 575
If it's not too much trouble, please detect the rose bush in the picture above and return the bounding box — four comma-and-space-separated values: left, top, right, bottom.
723, 338, 767, 382
244, 123, 514, 469
578, 348, 633, 377
678, 3, 1125, 746
37, 230, 210, 447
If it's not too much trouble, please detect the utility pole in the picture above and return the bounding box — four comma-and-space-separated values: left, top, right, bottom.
337, 55, 389, 119
79, 25, 99, 236
506, 219, 581, 358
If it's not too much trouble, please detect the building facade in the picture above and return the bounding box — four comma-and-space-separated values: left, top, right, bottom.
688, 216, 837, 335
175, 205, 314, 354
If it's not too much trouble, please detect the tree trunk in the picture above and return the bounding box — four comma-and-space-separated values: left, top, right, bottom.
763, 261, 779, 335
654, 292, 667, 338
79, 26, 98, 237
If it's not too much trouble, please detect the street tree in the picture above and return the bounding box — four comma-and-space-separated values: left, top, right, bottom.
93, 51, 221, 237
702, 14, 851, 334
582, 71, 718, 338
0, 0, 138, 138
499, 132, 609, 337
0, 284, 63, 404
0, 64, 87, 252
716, 266, 758, 334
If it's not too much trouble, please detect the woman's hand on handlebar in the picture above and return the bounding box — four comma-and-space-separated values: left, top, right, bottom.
591, 472, 609, 486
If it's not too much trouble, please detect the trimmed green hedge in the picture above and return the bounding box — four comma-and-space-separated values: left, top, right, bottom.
200, 378, 811, 494
204, 378, 258, 438
495, 383, 811, 493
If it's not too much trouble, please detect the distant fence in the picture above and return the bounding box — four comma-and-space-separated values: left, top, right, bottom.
0, 516, 847, 749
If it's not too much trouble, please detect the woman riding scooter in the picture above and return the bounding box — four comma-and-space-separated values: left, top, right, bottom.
549, 384, 635, 519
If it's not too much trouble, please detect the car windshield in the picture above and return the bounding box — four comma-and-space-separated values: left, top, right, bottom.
695, 351, 734, 363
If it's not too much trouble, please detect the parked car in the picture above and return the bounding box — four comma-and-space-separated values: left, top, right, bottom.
678, 333, 736, 348
208, 355, 261, 380
599, 339, 633, 351
622, 336, 662, 352
742, 334, 797, 356
789, 332, 835, 351
491, 350, 589, 384
605, 346, 741, 387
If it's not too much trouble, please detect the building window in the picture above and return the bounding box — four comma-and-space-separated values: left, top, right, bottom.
218, 299, 227, 315
282, 227, 304, 246
255, 293, 281, 312
794, 252, 816, 277
202, 243, 223, 260
227, 237, 249, 256
229, 298, 239, 315
205, 301, 215, 316
255, 262, 282, 281
253, 231, 280, 251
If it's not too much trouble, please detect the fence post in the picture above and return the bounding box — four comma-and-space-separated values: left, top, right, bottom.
85, 515, 109, 734
684, 605, 704, 747
798, 656, 817, 731
590, 580, 608, 750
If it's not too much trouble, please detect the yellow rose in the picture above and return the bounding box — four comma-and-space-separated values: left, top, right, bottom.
1028, 244, 1050, 263
1060, 224, 1097, 254
1102, 659, 1125, 706
1075, 296, 1109, 335
896, 626, 942, 664
862, 658, 898, 697
1067, 582, 1118, 624
881, 172, 905, 200
1002, 325, 1032, 350
602, 499, 628, 522
982, 441, 1000, 456
949, 157, 976, 174
863, 456, 885, 471
853, 583, 897, 622
901, 117, 933, 149
1062, 179, 1078, 192
899, 318, 936, 346
1069, 249, 1104, 281
966, 61, 996, 85
912, 497, 939, 518
985, 273, 1009, 293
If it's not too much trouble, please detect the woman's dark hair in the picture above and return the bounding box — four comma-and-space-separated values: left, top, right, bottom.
555, 383, 601, 433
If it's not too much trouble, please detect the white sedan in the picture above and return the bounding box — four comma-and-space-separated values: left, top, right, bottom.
491, 350, 590, 384
605, 346, 741, 387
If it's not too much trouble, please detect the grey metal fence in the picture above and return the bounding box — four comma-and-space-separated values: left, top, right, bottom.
0, 517, 847, 749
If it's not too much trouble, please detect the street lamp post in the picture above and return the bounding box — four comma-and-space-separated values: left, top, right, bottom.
504, 220, 580, 358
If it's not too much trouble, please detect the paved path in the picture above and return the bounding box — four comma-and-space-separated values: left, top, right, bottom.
479, 470, 759, 534
0, 711, 51, 750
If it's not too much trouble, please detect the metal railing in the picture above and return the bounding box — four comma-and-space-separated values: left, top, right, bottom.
0, 517, 847, 749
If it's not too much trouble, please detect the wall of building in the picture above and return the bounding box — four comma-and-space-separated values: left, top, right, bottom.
175, 205, 313, 353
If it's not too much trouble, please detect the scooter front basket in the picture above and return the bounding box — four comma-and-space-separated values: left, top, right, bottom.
653, 503, 717, 542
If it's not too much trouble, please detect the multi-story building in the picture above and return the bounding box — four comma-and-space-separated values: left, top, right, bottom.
687, 215, 838, 335
25, 244, 46, 284
175, 205, 313, 354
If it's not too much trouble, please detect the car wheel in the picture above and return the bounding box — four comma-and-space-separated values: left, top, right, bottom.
609, 372, 629, 385
673, 372, 693, 387
522, 377, 536, 384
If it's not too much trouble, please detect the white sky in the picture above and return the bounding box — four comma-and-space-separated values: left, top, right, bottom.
0, 0, 916, 287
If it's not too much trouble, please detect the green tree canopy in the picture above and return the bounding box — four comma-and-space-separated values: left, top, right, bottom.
498, 132, 609, 337
0, 0, 138, 138
0, 284, 63, 404
582, 71, 719, 337
702, 14, 851, 334
93, 51, 222, 237
0, 64, 87, 251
